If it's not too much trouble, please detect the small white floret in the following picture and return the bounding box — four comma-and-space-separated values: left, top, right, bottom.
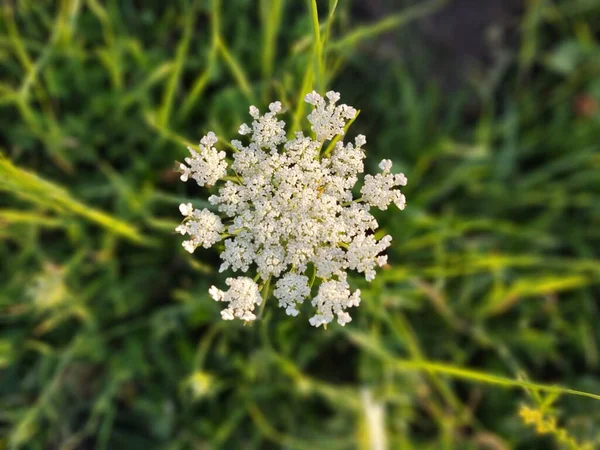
179, 203, 193, 216
274, 273, 310, 316
213, 277, 262, 322
179, 163, 190, 182
180, 132, 227, 187
309, 279, 361, 327
378, 159, 393, 173
238, 123, 252, 135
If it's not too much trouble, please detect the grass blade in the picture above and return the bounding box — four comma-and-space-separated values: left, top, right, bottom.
308, 0, 324, 91
0, 154, 151, 245
347, 330, 600, 402
328, 0, 447, 52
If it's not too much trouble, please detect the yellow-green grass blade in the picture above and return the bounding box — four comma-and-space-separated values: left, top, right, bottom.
328, 0, 447, 53
347, 330, 600, 402
0, 155, 151, 245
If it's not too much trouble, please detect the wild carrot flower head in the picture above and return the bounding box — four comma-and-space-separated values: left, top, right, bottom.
177, 91, 407, 327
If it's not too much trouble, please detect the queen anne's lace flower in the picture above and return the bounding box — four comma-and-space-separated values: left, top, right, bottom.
239, 102, 286, 150
361, 159, 407, 211
209, 277, 262, 321
176, 203, 224, 253
180, 132, 227, 186
346, 234, 392, 282
176, 91, 408, 326
310, 279, 361, 327
305, 90, 357, 141
274, 273, 311, 317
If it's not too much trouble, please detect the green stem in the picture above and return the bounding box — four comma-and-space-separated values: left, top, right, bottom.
308, 0, 324, 91
322, 110, 361, 157
258, 276, 271, 319
222, 175, 242, 184
309, 265, 317, 288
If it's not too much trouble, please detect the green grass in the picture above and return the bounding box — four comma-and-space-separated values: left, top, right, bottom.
1, 0, 600, 449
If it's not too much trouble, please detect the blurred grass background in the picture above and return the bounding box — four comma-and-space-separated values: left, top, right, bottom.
1, 0, 600, 448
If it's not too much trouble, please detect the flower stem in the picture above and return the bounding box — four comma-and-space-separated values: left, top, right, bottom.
258, 276, 271, 319
222, 175, 242, 184
309, 264, 317, 288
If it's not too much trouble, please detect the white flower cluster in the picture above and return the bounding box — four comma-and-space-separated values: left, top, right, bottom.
177, 91, 408, 327
209, 277, 262, 321
176, 203, 224, 253
361, 159, 407, 211
179, 132, 227, 186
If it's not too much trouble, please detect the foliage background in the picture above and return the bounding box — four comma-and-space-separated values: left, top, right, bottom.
1, 0, 600, 448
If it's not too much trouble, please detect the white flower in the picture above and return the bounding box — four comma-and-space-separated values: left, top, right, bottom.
304, 91, 322, 105
330, 141, 365, 179
209, 277, 262, 322
305, 90, 357, 141
179, 202, 193, 216
180, 132, 227, 187
218, 236, 255, 273
208, 285, 222, 301
179, 163, 191, 182
378, 159, 392, 172
274, 273, 310, 316
177, 207, 224, 253
346, 234, 392, 281
176, 91, 408, 326
238, 123, 252, 135
309, 279, 361, 327
182, 241, 195, 254
361, 160, 407, 211
339, 203, 378, 241
244, 102, 286, 150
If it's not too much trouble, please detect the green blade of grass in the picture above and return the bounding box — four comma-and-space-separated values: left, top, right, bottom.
290, 62, 313, 135
145, 110, 195, 147
216, 36, 255, 103
121, 62, 174, 108
328, 0, 447, 52
157, 1, 196, 127
482, 274, 592, 317
0, 210, 64, 228
260, 0, 285, 81
0, 154, 151, 245
347, 330, 600, 402
178, 43, 217, 120
308, 0, 324, 91
322, 109, 360, 157
321, 0, 338, 87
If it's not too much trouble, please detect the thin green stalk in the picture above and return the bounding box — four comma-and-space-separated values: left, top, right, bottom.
290, 63, 313, 135
258, 276, 272, 319
260, 0, 285, 81
308, 0, 324, 91
390, 313, 463, 411
309, 264, 317, 288
327, 0, 447, 52
179, 43, 217, 120
321, 0, 339, 87
216, 36, 255, 103
158, 1, 196, 126
322, 110, 360, 157
0, 154, 152, 245
347, 330, 600, 402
